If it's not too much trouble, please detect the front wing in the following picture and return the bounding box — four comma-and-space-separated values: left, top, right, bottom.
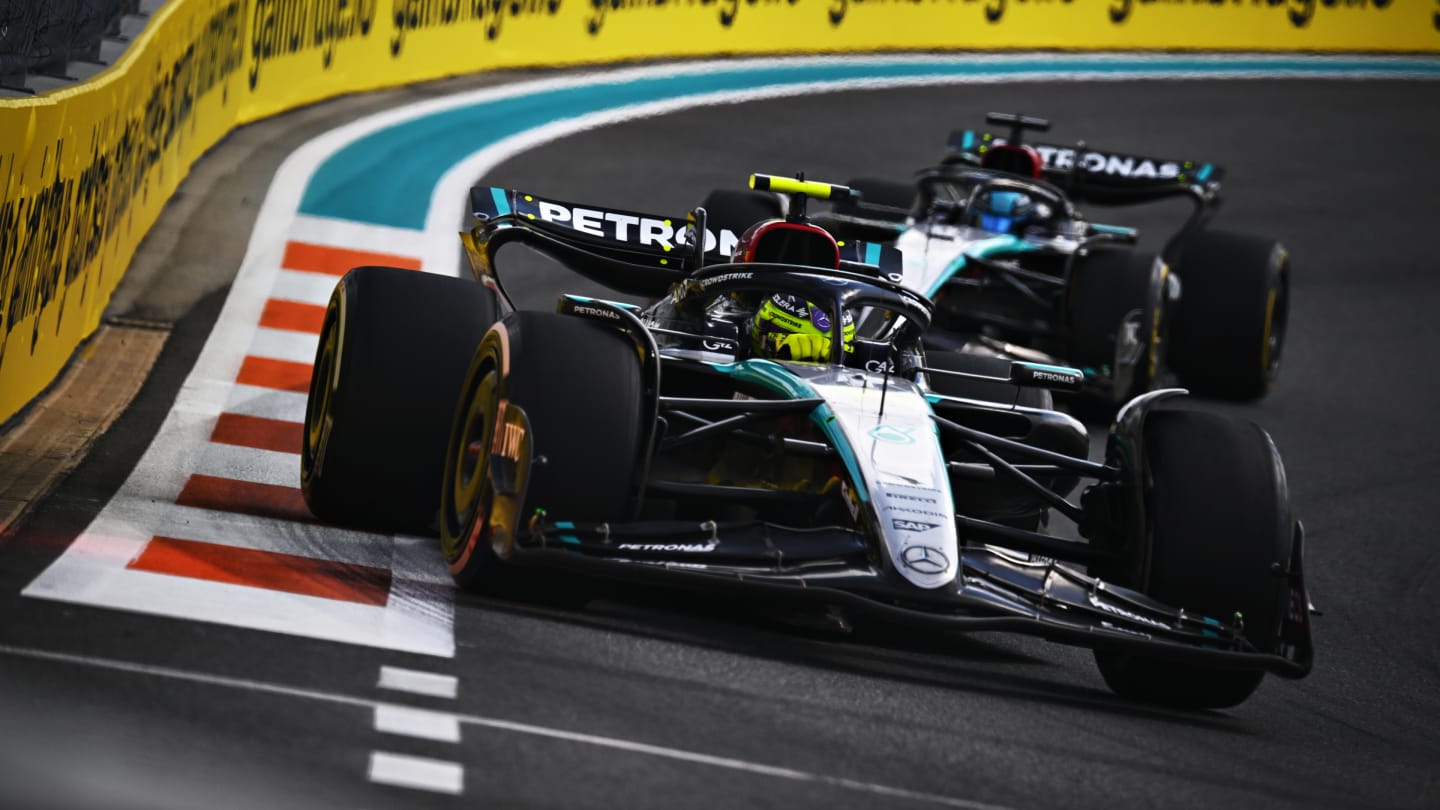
506, 516, 1313, 679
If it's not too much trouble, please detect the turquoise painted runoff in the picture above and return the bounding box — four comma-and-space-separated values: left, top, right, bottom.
299, 55, 1440, 230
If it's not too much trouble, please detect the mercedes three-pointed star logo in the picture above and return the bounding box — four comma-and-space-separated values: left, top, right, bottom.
902, 544, 949, 575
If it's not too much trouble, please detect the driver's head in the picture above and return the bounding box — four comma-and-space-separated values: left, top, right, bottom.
750, 293, 855, 363
971, 190, 1035, 235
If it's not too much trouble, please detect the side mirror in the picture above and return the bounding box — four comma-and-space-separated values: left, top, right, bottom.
1087, 223, 1140, 244
689, 206, 709, 265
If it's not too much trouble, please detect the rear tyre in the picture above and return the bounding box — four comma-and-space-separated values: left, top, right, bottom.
302, 266, 498, 531
924, 351, 1052, 410
440, 312, 646, 593
1093, 409, 1293, 709
1166, 230, 1289, 401
1065, 248, 1167, 404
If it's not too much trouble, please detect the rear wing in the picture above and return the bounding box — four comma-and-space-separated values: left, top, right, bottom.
945, 130, 1223, 206
468, 187, 903, 296
471, 186, 705, 267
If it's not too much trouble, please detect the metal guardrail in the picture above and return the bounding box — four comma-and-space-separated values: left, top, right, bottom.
0, 0, 165, 97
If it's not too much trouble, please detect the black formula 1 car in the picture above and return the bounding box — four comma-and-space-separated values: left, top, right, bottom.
300, 174, 1313, 709
818, 112, 1290, 406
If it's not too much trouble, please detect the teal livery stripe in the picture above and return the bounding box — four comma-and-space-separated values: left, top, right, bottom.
1020, 362, 1083, 375
718, 359, 869, 502
928, 234, 1036, 298
490, 187, 511, 217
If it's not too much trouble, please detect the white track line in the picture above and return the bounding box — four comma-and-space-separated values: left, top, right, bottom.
1, 643, 1013, 810
379, 666, 460, 699
374, 704, 463, 743
22, 568, 452, 654
287, 214, 427, 256
391, 535, 459, 586
138, 506, 392, 566
367, 751, 464, 794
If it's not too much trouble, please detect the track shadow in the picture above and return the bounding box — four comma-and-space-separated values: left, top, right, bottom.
454, 577, 1252, 731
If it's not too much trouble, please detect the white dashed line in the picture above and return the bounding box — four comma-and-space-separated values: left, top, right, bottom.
375, 704, 462, 743
378, 665, 458, 699
1, 644, 1013, 809
367, 751, 464, 795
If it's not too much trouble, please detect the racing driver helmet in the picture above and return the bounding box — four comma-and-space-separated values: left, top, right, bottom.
969, 189, 1035, 235
750, 293, 855, 363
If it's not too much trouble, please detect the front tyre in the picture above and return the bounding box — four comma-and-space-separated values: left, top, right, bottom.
440, 311, 646, 591
1093, 409, 1294, 709
301, 266, 498, 531
1166, 230, 1289, 401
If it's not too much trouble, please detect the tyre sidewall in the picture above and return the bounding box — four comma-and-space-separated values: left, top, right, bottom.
301, 266, 497, 530
1094, 408, 1294, 708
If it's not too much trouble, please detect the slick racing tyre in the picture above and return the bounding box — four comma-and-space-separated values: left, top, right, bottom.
832, 177, 915, 221
924, 351, 1052, 410
1065, 248, 1167, 404
302, 266, 500, 531
1093, 409, 1294, 709
698, 188, 783, 236
440, 311, 645, 592
1166, 230, 1289, 401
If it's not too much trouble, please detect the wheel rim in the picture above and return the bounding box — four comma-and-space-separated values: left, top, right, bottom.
1260, 266, 1289, 382
301, 297, 342, 484
441, 362, 499, 566
1142, 265, 1166, 392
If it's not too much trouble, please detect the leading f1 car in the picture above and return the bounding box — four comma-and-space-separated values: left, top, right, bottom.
300, 174, 1314, 709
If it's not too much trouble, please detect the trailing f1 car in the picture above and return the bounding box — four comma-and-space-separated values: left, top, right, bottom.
820, 112, 1290, 405
300, 173, 1313, 709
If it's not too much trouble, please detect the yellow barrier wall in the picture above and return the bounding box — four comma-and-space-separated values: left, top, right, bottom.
1, 0, 1436, 423
1, 0, 246, 425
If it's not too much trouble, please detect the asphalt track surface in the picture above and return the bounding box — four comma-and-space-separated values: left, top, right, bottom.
3, 69, 1439, 809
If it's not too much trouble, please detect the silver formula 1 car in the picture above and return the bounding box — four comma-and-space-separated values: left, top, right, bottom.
300, 174, 1313, 709
819, 112, 1290, 407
